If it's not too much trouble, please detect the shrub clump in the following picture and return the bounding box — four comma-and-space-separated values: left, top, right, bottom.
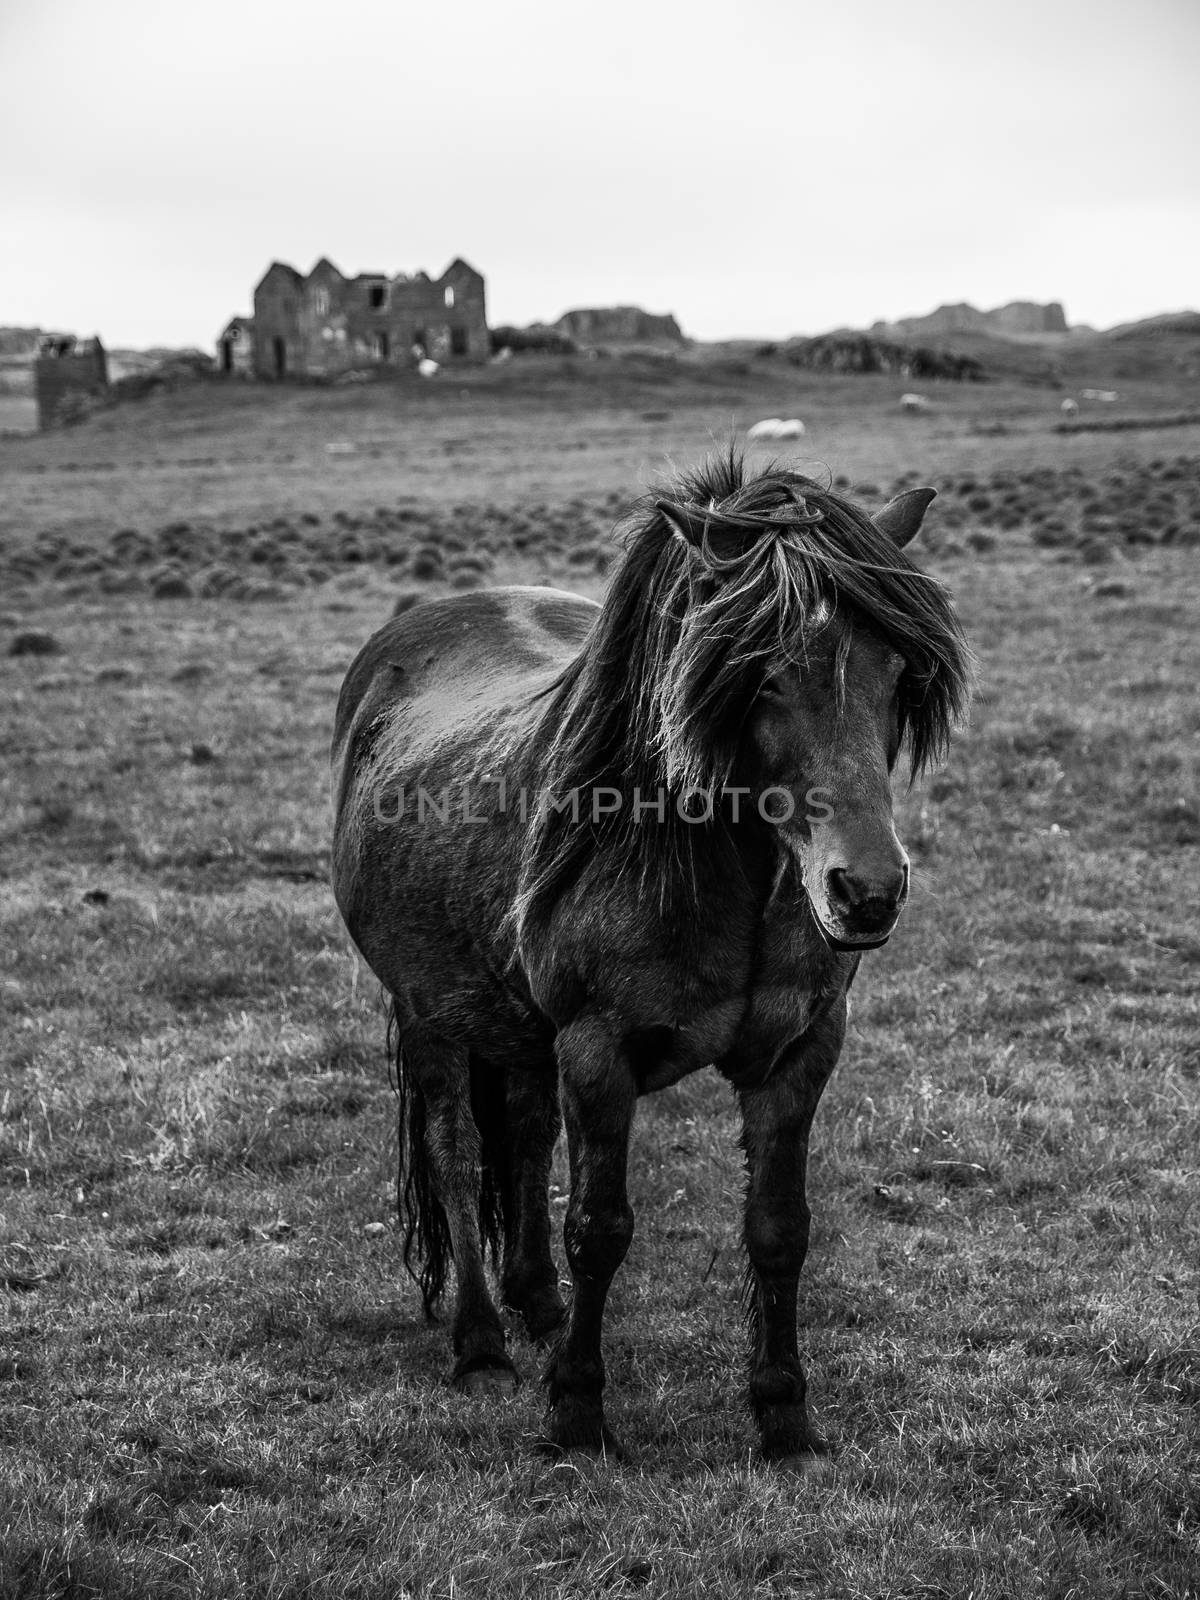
449, 568, 485, 590
489, 325, 579, 356
410, 549, 444, 581
8, 630, 62, 657
150, 571, 194, 600
197, 565, 240, 598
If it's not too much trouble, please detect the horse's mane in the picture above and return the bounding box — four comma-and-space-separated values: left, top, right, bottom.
513, 450, 972, 940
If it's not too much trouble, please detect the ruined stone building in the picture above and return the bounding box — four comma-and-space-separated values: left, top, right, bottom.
34, 335, 109, 428
217, 256, 488, 378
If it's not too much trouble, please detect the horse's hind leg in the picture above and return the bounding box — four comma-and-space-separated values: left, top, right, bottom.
402, 1023, 516, 1394
500, 1066, 566, 1341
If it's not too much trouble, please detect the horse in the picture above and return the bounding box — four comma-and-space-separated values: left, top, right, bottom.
330, 453, 972, 1466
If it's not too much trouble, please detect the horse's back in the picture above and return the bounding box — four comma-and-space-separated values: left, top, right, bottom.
332, 585, 596, 775
331, 587, 596, 912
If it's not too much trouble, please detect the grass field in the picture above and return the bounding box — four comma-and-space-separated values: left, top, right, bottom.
1, 360, 1198, 1598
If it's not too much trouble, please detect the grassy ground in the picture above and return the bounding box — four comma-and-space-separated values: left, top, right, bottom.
3, 357, 1199, 540
1, 365, 1197, 1598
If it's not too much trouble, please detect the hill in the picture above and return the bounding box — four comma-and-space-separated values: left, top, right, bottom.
806, 309, 1200, 388
873, 300, 1069, 340
1106, 310, 1200, 340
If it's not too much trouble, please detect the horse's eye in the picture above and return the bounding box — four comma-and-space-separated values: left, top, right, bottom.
759, 677, 786, 703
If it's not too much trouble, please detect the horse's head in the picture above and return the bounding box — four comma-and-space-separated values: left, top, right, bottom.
743, 490, 936, 949
652, 471, 971, 952
521, 457, 971, 950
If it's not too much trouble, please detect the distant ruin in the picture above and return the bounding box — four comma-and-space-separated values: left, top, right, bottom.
33, 335, 109, 429
218, 256, 488, 379
553, 307, 685, 346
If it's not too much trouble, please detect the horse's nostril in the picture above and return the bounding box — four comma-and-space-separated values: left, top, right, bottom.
826, 865, 907, 912
827, 867, 855, 908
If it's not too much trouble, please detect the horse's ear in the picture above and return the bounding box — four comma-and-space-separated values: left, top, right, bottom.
874, 487, 937, 548
655, 499, 709, 548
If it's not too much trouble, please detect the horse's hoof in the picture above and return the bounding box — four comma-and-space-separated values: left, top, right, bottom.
767, 1448, 833, 1482
453, 1363, 520, 1398
539, 1417, 625, 1462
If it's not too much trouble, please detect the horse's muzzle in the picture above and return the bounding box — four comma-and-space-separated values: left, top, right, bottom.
807, 895, 899, 953
820, 927, 892, 952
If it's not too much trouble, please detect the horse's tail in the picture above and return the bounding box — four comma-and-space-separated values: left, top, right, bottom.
389, 1002, 512, 1319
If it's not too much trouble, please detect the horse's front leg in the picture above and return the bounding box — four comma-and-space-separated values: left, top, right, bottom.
543, 1014, 636, 1456
734, 1001, 846, 1467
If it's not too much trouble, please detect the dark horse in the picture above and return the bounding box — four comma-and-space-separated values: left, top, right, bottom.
330, 454, 971, 1465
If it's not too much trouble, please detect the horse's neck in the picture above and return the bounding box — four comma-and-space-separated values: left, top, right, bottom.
630, 815, 781, 930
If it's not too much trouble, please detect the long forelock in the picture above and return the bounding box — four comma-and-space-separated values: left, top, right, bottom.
618, 458, 973, 785
636, 524, 825, 793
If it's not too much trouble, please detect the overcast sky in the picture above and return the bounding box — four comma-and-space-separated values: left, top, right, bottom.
2, 0, 1197, 348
